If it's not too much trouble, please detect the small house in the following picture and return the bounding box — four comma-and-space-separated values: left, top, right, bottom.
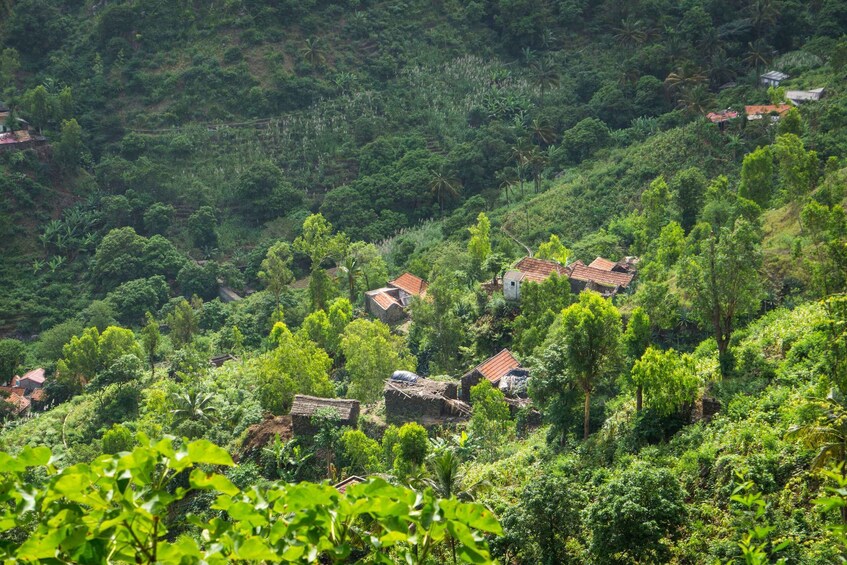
760, 70, 789, 87
0, 109, 45, 151
365, 272, 428, 324
503, 257, 568, 301
460, 349, 523, 402
786, 88, 825, 105
388, 273, 428, 302
289, 395, 360, 436
16, 368, 46, 392
565, 258, 636, 297
365, 287, 407, 324
3, 391, 30, 417
29, 388, 49, 412
384, 371, 468, 425
706, 110, 739, 131
745, 104, 792, 121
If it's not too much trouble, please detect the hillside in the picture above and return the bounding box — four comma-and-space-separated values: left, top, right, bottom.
4, 0, 847, 563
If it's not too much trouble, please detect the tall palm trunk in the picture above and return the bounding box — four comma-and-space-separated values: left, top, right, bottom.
583, 390, 591, 439
636, 385, 643, 412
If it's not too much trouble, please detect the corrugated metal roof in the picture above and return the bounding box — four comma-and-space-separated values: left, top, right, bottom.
761, 70, 789, 80
470, 349, 522, 384
513, 257, 567, 283
389, 273, 428, 296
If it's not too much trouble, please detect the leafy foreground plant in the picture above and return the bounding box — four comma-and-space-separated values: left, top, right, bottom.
0, 436, 501, 563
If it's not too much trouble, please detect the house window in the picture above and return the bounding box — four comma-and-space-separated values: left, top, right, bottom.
510, 281, 515, 286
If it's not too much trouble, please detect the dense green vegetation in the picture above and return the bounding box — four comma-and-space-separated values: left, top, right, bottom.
5, 0, 847, 562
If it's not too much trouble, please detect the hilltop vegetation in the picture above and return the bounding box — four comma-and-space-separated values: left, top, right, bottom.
4, 0, 847, 562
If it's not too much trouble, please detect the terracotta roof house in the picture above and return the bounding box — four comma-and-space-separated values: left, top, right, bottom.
366, 273, 428, 325
389, 273, 428, 297
565, 259, 636, 297
365, 287, 407, 324
289, 395, 360, 436
460, 349, 523, 402
3, 391, 30, 417
0, 386, 26, 397
745, 104, 792, 121
786, 87, 825, 105
503, 257, 568, 301
706, 110, 739, 124
17, 368, 46, 391
760, 70, 789, 87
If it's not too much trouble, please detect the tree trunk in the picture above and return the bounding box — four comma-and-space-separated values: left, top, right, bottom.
636, 384, 643, 412
583, 390, 591, 440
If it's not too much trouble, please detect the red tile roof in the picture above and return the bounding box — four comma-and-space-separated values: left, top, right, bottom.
371, 290, 402, 310
30, 388, 47, 402
513, 257, 568, 283
389, 273, 428, 296
469, 349, 521, 384
4, 392, 30, 414
706, 110, 739, 123
588, 257, 616, 271
566, 261, 635, 289
0, 386, 26, 397
19, 368, 46, 385
744, 104, 791, 117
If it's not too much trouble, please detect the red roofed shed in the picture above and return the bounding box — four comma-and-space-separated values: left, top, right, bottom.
460, 349, 522, 402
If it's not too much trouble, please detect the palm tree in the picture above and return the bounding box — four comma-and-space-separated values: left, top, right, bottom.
429, 170, 461, 213
708, 50, 738, 87
675, 85, 715, 116
744, 39, 773, 79
527, 145, 547, 194
424, 450, 487, 564
338, 254, 362, 302
664, 66, 708, 95
300, 37, 326, 68
528, 118, 556, 146
171, 391, 219, 426
530, 58, 559, 106
510, 140, 534, 196
612, 18, 647, 48
496, 167, 518, 204
748, 0, 778, 39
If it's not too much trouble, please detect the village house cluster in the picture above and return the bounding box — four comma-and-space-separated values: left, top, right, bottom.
1, 368, 48, 417
708, 70, 825, 129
